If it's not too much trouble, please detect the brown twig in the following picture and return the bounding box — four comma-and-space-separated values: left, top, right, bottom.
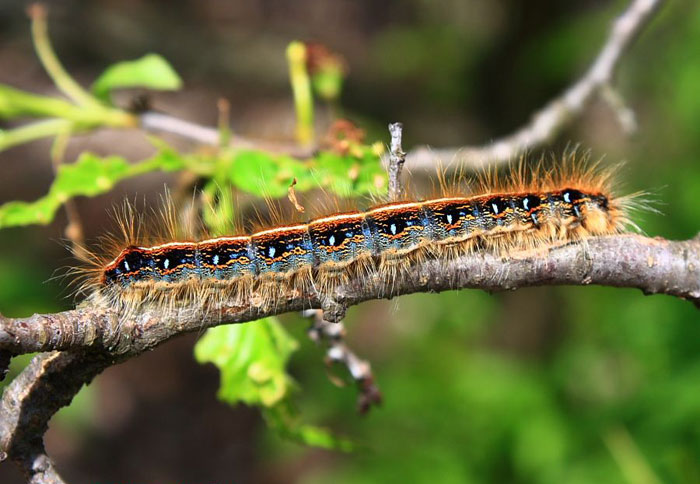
403, 0, 663, 170
387, 122, 406, 201
299, 122, 401, 415
0, 351, 116, 484
138, 111, 316, 158
305, 309, 382, 414
50, 129, 86, 259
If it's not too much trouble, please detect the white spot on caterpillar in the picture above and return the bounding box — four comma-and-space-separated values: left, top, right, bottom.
269, 247, 276, 258
329, 235, 336, 246
492, 202, 500, 214
164, 258, 170, 269
446, 214, 453, 224
390, 223, 397, 234
213, 254, 219, 265
124, 261, 130, 271
523, 198, 529, 210
563, 192, 571, 203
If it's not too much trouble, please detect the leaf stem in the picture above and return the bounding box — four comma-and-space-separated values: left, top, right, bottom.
28, 4, 101, 108
0, 118, 72, 152
287, 41, 314, 147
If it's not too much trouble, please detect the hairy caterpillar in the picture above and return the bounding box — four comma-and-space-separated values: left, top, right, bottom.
77, 158, 639, 317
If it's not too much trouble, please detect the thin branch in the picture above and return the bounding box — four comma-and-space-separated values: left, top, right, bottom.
305, 309, 382, 414
0, 119, 74, 153
601, 84, 638, 134
387, 122, 406, 201
0, 351, 114, 484
299, 123, 400, 416
216, 98, 232, 147
50, 129, 86, 259
403, 0, 663, 170
138, 111, 314, 158
27, 4, 100, 108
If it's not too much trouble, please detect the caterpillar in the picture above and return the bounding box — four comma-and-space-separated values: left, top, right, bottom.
77, 157, 639, 317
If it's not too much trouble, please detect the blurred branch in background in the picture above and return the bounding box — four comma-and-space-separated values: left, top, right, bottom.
405, 0, 662, 169
138, 111, 314, 158
136, 0, 665, 171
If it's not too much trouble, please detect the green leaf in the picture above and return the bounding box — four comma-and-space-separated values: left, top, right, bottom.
263, 400, 354, 451
226, 148, 386, 199
0, 149, 186, 228
92, 54, 182, 101
312, 69, 345, 101
194, 317, 299, 407
194, 319, 353, 451
227, 150, 313, 198
314, 148, 387, 197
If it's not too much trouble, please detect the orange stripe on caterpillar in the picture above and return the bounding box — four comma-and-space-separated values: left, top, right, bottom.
75, 158, 642, 315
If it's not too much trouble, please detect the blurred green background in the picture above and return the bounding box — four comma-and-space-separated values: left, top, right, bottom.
1, 0, 699, 483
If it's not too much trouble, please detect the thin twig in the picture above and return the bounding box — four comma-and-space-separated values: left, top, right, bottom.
388, 122, 406, 201
601, 84, 638, 134
403, 0, 663, 170
27, 4, 100, 108
50, 129, 86, 258
216, 98, 232, 147
299, 123, 403, 415
0, 351, 115, 484
305, 309, 382, 414
138, 111, 315, 158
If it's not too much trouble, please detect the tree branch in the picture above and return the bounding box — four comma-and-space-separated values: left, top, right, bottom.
0, 352, 113, 484
138, 111, 315, 158
1, 233, 698, 480
1, 234, 698, 359
404, 0, 663, 170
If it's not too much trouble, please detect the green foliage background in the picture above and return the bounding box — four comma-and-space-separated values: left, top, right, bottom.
1, 1, 699, 483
